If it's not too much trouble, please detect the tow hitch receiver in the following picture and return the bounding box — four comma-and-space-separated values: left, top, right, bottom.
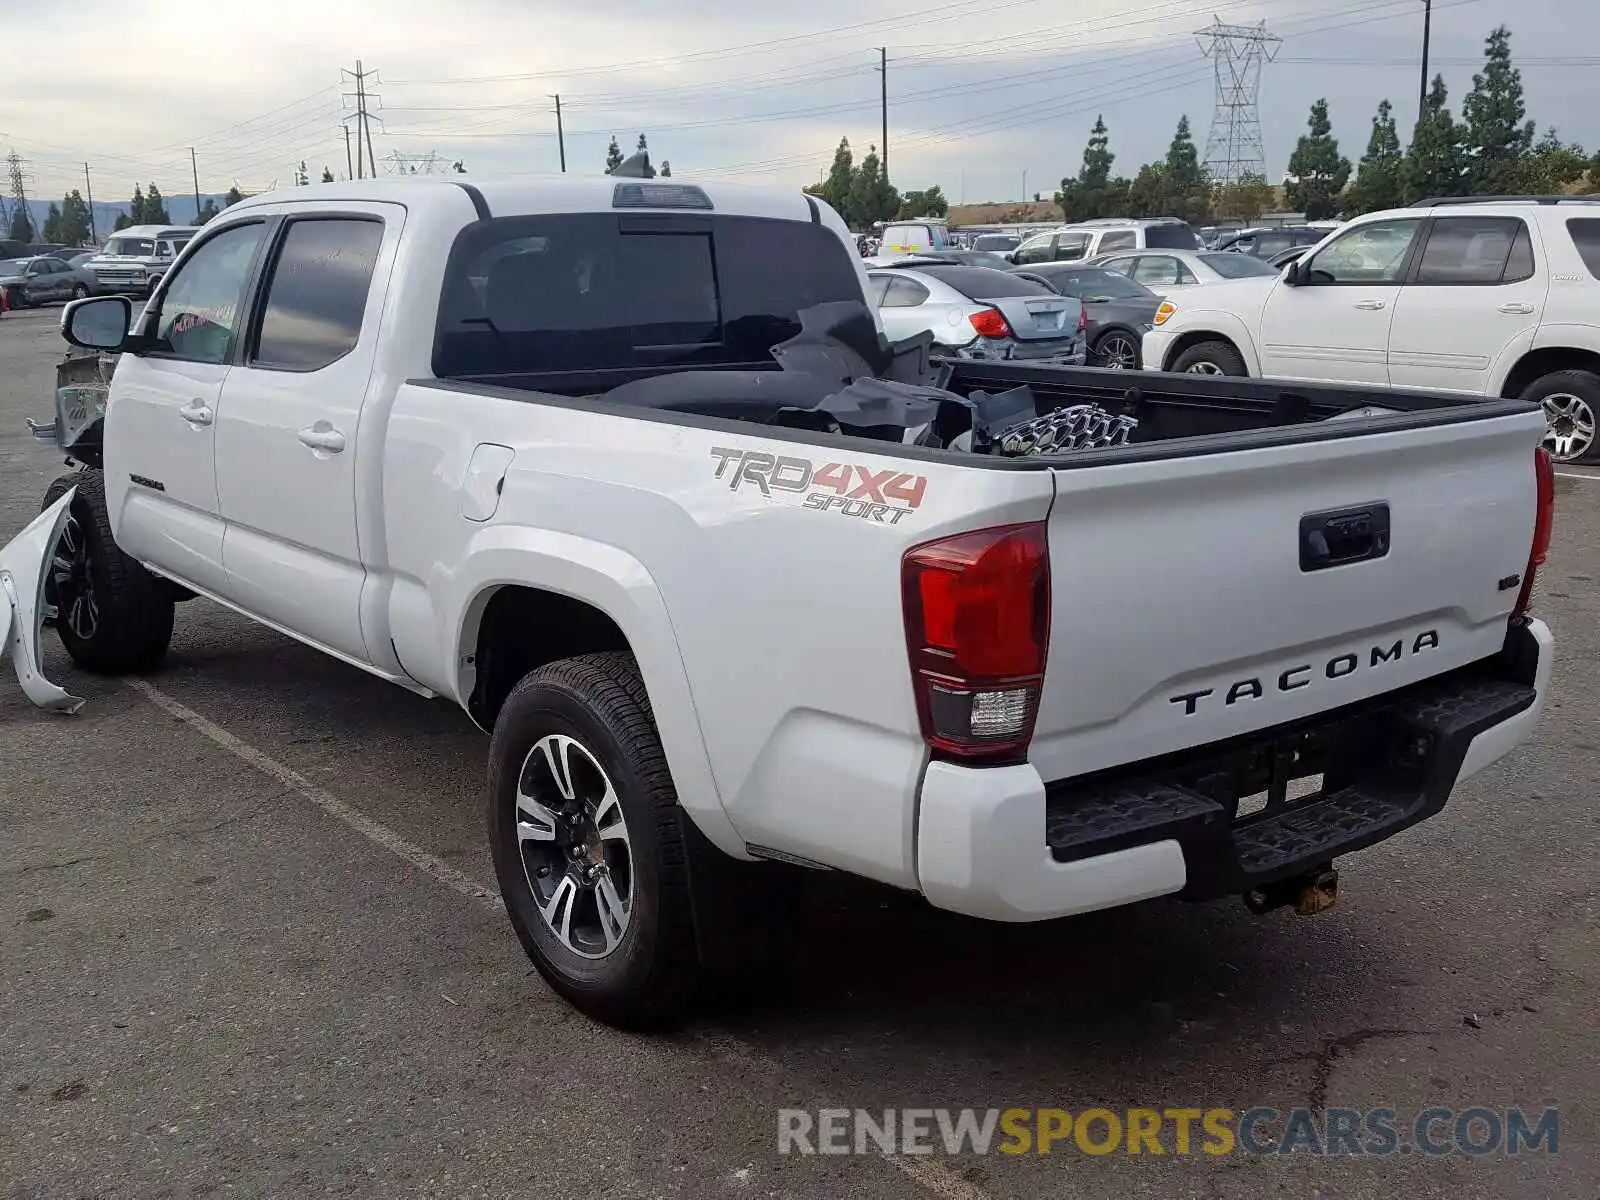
1244, 865, 1339, 917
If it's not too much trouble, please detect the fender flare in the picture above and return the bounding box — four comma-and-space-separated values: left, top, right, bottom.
443, 525, 745, 858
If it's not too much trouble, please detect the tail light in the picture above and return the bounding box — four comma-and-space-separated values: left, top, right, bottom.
969, 307, 1012, 338
902, 522, 1051, 762
1078, 302, 1088, 333
1513, 446, 1555, 620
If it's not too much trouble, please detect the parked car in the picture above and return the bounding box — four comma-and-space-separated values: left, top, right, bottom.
1213, 225, 1333, 259
1010, 263, 1162, 368
971, 232, 1021, 254
0, 176, 1554, 1033
878, 220, 952, 258
1009, 218, 1201, 267
0, 256, 97, 308
1091, 248, 1280, 295
867, 261, 1086, 361
1141, 196, 1600, 462
84, 225, 198, 296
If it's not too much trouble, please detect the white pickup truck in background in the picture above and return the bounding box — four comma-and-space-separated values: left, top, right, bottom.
0, 175, 1556, 1027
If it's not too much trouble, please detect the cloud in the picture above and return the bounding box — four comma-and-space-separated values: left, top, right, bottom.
0, 0, 1590, 210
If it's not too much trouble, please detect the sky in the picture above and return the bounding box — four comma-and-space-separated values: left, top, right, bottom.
0, 0, 1589, 212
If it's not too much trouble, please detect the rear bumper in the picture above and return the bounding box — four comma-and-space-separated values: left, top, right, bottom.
915, 620, 1551, 922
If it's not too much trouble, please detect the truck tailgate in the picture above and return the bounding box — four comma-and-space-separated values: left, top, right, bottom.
1028, 407, 1546, 783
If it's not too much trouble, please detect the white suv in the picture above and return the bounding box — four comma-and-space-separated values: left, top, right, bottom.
1009, 218, 1200, 267
1141, 197, 1600, 462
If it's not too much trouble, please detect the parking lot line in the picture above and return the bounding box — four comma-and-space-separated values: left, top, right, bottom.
126, 675, 991, 1200
1555, 471, 1600, 481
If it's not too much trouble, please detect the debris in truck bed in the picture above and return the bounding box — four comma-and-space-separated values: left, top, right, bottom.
996, 403, 1141, 455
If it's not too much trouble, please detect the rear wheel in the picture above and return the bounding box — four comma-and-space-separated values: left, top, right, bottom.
71, 284, 90, 300
1093, 330, 1140, 370
47, 470, 174, 674
1172, 339, 1247, 377
1521, 370, 1600, 464
488, 652, 703, 1028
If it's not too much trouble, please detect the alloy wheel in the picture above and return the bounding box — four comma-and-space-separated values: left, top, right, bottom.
515, 733, 634, 959
1097, 333, 1138, 370
48, 515, 99, 641
1541, 392, 1595, 462
1186, 361, 1225, 376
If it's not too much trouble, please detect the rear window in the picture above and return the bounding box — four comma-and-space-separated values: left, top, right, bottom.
1201, 253, 1278, 279
1142, 223, 1200, 250
433, 214, 864, 379
1041, 267, 1151, 300
913, 265, 1053, 299
1566, 219, 1600, 281
972, 234, 1018, 251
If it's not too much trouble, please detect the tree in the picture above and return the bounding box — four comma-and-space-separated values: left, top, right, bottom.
897, 185, 948, 219
195, 199, 220, 225
660, 160, 671, 177
1285, 99, 1351, 219
820, 137, 856, 223
8, 206, 34, 240
637, 133, 649, 154
321, 166, 335, 183
56, 191, 93, 245
1345, 99, 1406, 215
294, 161, 310, 187
1125, 162, 1170, 217
128, 185, 147, 224
847, 145, 899, 228
1512, 127, 1588, 194
1461, 25, 1535, 195
224, 185, 245, 207
451, 160, 466, 174
1057, 115, 1120, 221
144, 183, 170, 224
41, 202, 63, 243
1163, 116, 1210, 222
113, 213, 132, 231
1406, 74, 1466, 201
605, 137, 624, 172
1215, 172, 1274, 221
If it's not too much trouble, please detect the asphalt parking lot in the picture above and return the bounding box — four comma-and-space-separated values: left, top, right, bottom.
0, 301, 1595, 1199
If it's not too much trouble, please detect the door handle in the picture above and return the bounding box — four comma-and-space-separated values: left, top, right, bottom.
179, 398, 213, 427
1498, 302, 1535, 315
1353, 299, 1387, 311
297, 421, 346, 454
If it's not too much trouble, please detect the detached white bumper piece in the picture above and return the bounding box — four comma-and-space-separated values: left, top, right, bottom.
0, 488, 84, 714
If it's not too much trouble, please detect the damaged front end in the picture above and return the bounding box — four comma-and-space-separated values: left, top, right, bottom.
1, 487, 84, 714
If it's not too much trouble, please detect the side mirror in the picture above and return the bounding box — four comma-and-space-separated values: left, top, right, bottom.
61, 295, 133, 351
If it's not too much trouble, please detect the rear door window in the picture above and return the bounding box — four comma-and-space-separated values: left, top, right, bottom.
1567, 219, 1600, 279
1096, 230, 1136, 253
252, 217, 385, 370
1414, 216, 1530, 285
434, 214, 865, 379
1054, 233, 1092, 262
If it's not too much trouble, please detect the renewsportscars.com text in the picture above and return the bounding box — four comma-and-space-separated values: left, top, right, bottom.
777, 1106, 1560, 1158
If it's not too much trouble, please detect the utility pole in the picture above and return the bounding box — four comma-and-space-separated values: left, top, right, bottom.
5, 151, 29, 238
343, 61, 382, 179
190, 147, 202, 224
552, 94, 566, 173
1418, 0, 1433, 132
875, 47, 888, 184
343, 125, 353, 180
84, 162, 97, 243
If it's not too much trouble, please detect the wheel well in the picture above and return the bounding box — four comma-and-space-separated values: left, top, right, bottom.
466, 586, 632, 728
1499, 347, 1600, 398
1162, 329, 1243, 372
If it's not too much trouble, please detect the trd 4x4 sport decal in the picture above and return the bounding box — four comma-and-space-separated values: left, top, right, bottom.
710, 447, 928, 525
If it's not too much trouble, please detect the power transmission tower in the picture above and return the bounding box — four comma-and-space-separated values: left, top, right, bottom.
5, 150, 31, 237
382, 150, 443, 175
1196, 18, 1281, 186
341, 61, 384, 179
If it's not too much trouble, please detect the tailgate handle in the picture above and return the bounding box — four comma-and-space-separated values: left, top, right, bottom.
1300, 504, 1390, 572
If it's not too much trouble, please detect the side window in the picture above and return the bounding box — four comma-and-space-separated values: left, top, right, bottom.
867, 275, 892, 306
1305, 218, 1422, 284
1013, 233, 1054, 265
1566, 219, 1600, 281
1100, 256, 1135, 277
149, 222, 267, 364
882, 276, 929, 307
1131, 256, 1180, 286
1055, 233, 1091, 262
1177, 261, 1201, 285
252, 218, 385, 371
1414, 217, 1528, 285
1097, 230, 1136, 253
27, 260, 48, 276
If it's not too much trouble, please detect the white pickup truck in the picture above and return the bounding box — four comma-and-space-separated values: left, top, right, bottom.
0, 175, 1556, 1027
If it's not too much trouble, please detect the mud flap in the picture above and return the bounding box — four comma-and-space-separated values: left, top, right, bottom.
0, 488, 84, 714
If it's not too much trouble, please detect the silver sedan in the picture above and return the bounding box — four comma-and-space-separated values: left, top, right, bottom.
0, 256, 99, 308
1089, 248, 1279, 297
866, 262, 1087, 363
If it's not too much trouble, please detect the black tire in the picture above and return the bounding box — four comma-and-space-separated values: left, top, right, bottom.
1520, 369, 1600, 464
71, 284, 90, 300
488, 652, 702, 1028
48, 470, 174, 674
1092, 329, 1141, 370
1171, 339, 1247, 377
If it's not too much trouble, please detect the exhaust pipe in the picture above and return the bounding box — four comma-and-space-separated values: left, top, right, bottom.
1244, 865, 1339, 917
